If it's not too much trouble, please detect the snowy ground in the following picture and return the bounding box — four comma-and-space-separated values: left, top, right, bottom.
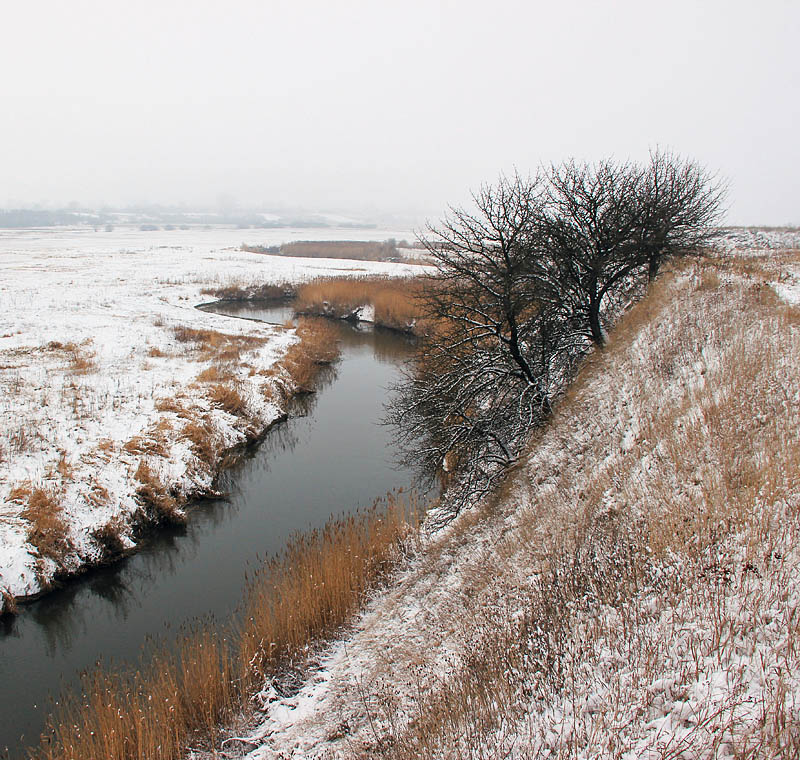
200, 230, 800, 760
0, 226, 418, 601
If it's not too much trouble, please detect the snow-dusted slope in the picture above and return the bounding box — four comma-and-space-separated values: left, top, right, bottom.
0, 230, 418, 601
213, 231, 800, 759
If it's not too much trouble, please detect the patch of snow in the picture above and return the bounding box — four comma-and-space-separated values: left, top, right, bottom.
0, 228, 420, 599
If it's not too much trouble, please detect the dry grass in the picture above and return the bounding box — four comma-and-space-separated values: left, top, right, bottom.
195, 364, 232, 383
294, 276, 427, 333
181, 416, 218, 466
133, 461, 185, 525
281, 318, 342, 392
33, 493, 420, 760
240, 492, 419, 683
172, 326, 268, 362
123, 434, 168, 458
154, 397, 191, 417
91, 517, 127, 557
207, 382, 247, 416
275, 240, 400, 261
1, 587, 18, 616
201, 281, 295, 302
20, 487, 72, 568
334, 254, 800, 759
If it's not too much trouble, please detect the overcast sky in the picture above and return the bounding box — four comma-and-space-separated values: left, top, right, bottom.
1, 0, 797, 225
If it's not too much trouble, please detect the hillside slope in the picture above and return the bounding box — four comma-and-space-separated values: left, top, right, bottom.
204, 231, 800, 759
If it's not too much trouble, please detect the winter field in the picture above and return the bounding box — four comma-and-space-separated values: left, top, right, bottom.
193, 228, 800, 759
0, 226, 418, 603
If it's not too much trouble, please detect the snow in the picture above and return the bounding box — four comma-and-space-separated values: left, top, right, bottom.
0, 226, 419, 600
192, 230, 800, 760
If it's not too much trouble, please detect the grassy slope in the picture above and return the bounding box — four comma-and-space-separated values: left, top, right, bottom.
231, 244, 800, 758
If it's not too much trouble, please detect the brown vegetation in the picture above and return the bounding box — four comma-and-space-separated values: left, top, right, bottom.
340, 254, 800, 758
123, 434, 168, 458
274, 239, 402, 261
181, 416, 218, 466
295, 276, 427, 333
91, 517, 127, 557
20, 488, 72, 567
172, 326, 268, 362
207, 382, 247, 416
133, 461, 185, 525
281, 318, 341, 391
154, 397, 191, 417
33, 493, 419, 760
201, 281, 295, 302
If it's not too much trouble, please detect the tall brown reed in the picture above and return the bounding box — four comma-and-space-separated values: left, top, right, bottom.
281, 318, 341, 391
31, 493, 419, 760
240, 492, 418, 684
295, 276, 427, 333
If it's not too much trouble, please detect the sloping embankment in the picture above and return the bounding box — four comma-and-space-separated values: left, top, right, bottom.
223, 239, 800, 758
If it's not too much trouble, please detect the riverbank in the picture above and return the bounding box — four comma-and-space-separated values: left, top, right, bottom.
195, 229, 800, 758
0, 235, 421, 605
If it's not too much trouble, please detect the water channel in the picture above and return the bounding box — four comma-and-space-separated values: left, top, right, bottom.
0, 304, 418, 758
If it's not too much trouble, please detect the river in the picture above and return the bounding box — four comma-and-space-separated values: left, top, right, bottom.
0, 304, 417, 758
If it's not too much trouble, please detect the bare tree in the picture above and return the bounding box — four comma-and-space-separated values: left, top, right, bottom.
390, 154, 723, 517
538, 153, 724, 345
638, 150, 726, 281
388, 176, 582, 511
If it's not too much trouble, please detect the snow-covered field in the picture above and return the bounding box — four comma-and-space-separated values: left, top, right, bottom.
204, 231, 800, 759
0, 226, 418, 602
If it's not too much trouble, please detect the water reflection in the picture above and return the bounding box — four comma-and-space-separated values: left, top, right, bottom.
0, 302, 418, 758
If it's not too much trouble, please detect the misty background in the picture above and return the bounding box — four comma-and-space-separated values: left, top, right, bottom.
1, 0, 797, 226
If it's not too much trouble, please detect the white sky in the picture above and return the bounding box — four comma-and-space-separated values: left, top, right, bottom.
1, 0, 798, 224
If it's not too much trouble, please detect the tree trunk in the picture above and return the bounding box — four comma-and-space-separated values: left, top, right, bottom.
648, 255, 660, 282
588, 301, 605, 346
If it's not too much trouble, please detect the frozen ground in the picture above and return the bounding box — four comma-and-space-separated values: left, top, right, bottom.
0, 226, 418, 601
201, 230, 800, 760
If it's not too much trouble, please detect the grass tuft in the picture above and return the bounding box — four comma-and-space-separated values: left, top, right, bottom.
21, 488, 72, 567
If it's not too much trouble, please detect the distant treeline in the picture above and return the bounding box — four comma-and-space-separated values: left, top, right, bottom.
241, 239, 415, 262
0, 208, 380, 230
0, 209, 90, 227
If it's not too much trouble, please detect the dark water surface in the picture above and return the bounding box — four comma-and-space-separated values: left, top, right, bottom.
0, 305, 417, 758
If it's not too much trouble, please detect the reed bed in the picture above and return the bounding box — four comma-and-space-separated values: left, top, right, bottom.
294, 276, 427, 333
281, 318, 342, 392
31, 492, 420, 760
240, 491, 419, 683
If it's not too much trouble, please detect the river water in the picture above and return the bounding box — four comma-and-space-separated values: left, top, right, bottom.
0, 304, 417, 758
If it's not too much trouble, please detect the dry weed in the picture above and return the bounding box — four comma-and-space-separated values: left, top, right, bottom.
134, 461, 185, 525
181, 417, 218, 465
281, 318, 341, 391
21, 488, 72, 567
207, 382, 247, 416
295, 276, 427, 333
